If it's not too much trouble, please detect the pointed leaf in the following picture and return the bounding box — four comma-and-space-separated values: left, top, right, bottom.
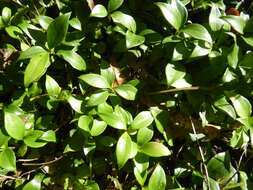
241, 36, 253, 48
87, 90, 109, 106
24, 52, 50, 87
57, 50, 86, 71
40, 130, 56, 142
213, 96, 236, 119
18, 46, 46, 60
166, 63, 186, 87
221, 15, 246, 34
108, 0, 124, 12
90, 119, 107, 136
137, 126, 154, 145
209, 4, 223, 31
90, 4, 108, 18
24, 130, 47, 148
111, 11, 136, 33
140, 142, 171, 157
228, 94, 252, 118
98, 112, 126, 130
0, 149, 16, 172
180, 24, 212, 43
45, 75, 61, 95
116, 132, 132, 169
4, 112, 25, 140
68, 96, 84, 114
47, 12, 71, 49
148, 164, 166, 190
37, 15, 54, 30
79, 74, 110, 89
131, 111, 154, 130
113, 84, 137, 100
23, 175, 41, 190
227, 42, 239, 69
78, 115, 93, 132
126, 30, 145, 49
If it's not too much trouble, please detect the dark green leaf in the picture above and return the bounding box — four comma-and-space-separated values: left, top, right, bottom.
227, 42, 239, 69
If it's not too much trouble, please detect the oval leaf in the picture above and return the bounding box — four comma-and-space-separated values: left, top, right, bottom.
87, 90, 109, 106
45, 75, 61, 95
47, 12, 71, 49
111, 11, 136, 33
18, 46, 46, 61
148, 164, 166, 190
2, 7, 11, 24
78, 115, 93, 132
4, 112, 25, 140
126, 30, 145, 49
108, 0, 124, 12
180, 24, 212, 43
37, 15, 54, 30
140, 142, 171, 157
137, 126, 154, 145
213, 96, 236, 119
79, 74, 110, 89
24, 130, 47, 148
221, 15, 246, 34
0, 149, 16, 172
228, 94, 252, 118
166, 63, 186, 87
116, 132, 132, 169
90, 4, 108, 18
24, 52, 50, 88
113, 84, 137, 100
131, 111, 154, 130
98, 112, 126, 130
57, 50, 86, 71
90, 119, 107, 136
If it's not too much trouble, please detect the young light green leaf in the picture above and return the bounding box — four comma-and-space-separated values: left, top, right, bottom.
227, 42, 239, 69
98, 112, 126, 130
79, 74, 110, 88
148, 164, 166, 190
40, 130, 56, 142
2, 7, 11, 24
5, 26, 23, 40
139, 142, 171, 157
47, 12, 71, 49
36, 15, 54, 30
221, 15, 246, 34
57, 50, 86, 71
22, 175, 41, 190
0, 149, 16, 172
213, 96, 236, 119
116, 132, 132, 169
130, 111, 154, 130
100, 62, 115, 87
87, 90, 109, 106
90, 119, 107, 136
111, 11, 136, 33
137, 126, 154, 145
78, 115, 93, 132
90, 4, 108, 18
45, 75, 61, 95
156, 0, 188, 30
24, 52, 50, 88
68, 96, 84, 114
69, 17, 82, 30
24, 130, 47, 148
108, 0, 124, 12
134, 167, 147, 186
180, 24, 212, 43
113, 84, 137, 100
209, 4, 223, 32
4, 112, 25, 140
126, 30, 145, 49
166, 63, 186, 87
228, 94, 252, 118
18, 46, 46, 60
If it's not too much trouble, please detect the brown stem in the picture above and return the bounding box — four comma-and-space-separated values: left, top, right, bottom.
22, 156, 64, 166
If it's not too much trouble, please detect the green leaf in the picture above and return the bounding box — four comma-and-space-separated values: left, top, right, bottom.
36, 15, 54, 30
68, 95, 84, 114
113, 84, 137, 100
4, 112, 25, 140
47, 12, 71, 49
100, 62, 115, 87
45, 75, 61, 95
5, 26, 23, 39
40, 130, 56, 142
203, 177, 220, 190
116, 132, 132, 169
130, 111, 154, 130
111, 11, 136, 33
57, 50, 86, 71
98, 112, 126, 130
227, 42, 239, 69
156, 0, 188, 30
227, 93, 252, 118
108, 0, 124, 12
22, 175, 41, 190
126, 30, 145, 49
78, 115, 93, 132
2, 7, 11, 24
79, 74, 111, 88
139, 142, 171, 157
24, 52, 50, 88
90, 4, 108, 18
137, 126, 154, 145
148, 164, 166, 190
115, 105, 133, 125
69, 17, 82, 30
24, 130, 47, 148
87, 90, 109, 106
18, 46, 47, 60
165, 63, 186, 87
209, 4, 223, 32
239, 52, 253, 68
0, 149, 16, 172
241, 36, 253, 48
221, 15, 246, 34
213, 96, 236, 119
90, 119, 107, 136
180, 24, 212, 43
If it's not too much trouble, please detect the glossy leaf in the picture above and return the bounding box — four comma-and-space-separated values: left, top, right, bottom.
203, 177, 220, 190
47, 12, 71, 49
113, 84, 137, 100
116, 132, 132, 169
5, 26, 23, 39
209, 4, 223, 31
156, 0, 188, 30
98, 112, 126, 130
139, 142, 171, 157
126, 30, 145, 49
90, 119, 107, 136
79, 74, 110, 89
180, 24, 212, 43
241, 36, 253, 48
24, 130, 47, 148
227, 42, 239, 69
137, 126, 153, 145
18, 46, 46, 60
221, 15, 246, 34
40, 130, 56, 142
87, 90, 109, 106
24, 52, 50, 88
22, 175, 41, 190
69, 17, 82, 30
0, 149, 16, 171
239, 52, 253, 68
45, 75, 61, 95
4, 112, 25, 140
165, 63, 186, 87
100, 62, 115, 87
108, 0, 124, 12
90, 4, 108, 18
111, 11, 136, 33
57, 50, 86, 71
213, 96, 236, 119
36, 15, 54, 30
130, 111, 154, 130
2, 7, 11, 24
78, 115, 93, 132
148, 164, 166, 190
68, 96, 84, 114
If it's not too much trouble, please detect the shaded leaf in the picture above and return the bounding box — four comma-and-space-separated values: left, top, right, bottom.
166, 63, 186, 87
111, 11, 136, 33
126, 30, 145, 49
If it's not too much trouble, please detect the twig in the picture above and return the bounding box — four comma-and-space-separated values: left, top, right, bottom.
17, 158, 39, 162
221, 145, 247, 189
31, 0, 40, 16
19, 166, 44, 178
190, 116, 210, 190
31, 94, 58, 100
148, 86, 215, 95
0, 174, 17, 180
205, 123, 221, 130
22, 156, 64, 166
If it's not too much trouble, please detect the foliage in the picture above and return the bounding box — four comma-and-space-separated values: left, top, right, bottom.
0, 0, 253, 189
